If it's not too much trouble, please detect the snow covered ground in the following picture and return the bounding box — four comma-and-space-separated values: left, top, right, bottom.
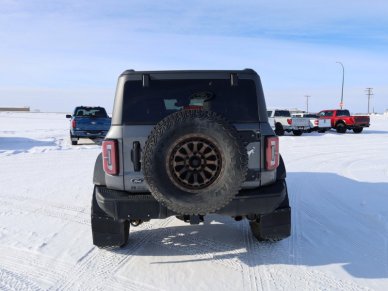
0, 112, 387, 290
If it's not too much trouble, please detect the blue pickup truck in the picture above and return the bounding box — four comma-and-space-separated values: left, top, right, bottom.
66, 106, 111, 145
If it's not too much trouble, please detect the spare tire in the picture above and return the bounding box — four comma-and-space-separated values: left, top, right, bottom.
143, 110, 248, 215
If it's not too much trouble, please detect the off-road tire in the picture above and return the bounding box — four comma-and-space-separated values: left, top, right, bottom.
275, 123, 284, 136
353, 127, 363, 134
70, 132, 78, 145
143, 110, 248, 215
249, 185, 291, 242
91, 187, 129, 247
292, 130, 303, 136
336, 122, 347, 133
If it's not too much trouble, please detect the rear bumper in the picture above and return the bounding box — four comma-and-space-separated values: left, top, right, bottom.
353, 123, 370, 128
95, 179, 288, 220
343, 124, 370, 129
71, 130, 108, 138
287, 126, 310, 132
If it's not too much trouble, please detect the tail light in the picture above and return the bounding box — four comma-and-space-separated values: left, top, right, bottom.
71, 119, 76, 129
266, 136, 279, 170
314, 120, 319, 126
287, 119, 292, 125
102, 140, 119, 175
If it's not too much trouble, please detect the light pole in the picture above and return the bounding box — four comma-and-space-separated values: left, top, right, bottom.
336, 62, 344, 109
305, 95, 311, 113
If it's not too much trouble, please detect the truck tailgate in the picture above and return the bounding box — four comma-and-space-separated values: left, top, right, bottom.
75, 117, 111, 131
354, 116, 370, 126
292, 117, 310, 127
318, 119, 331, 128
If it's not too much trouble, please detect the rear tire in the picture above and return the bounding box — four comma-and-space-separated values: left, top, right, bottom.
336, 122, 347, 133
249, 188, 291, 242
275, 123, 284, 136
70, 132, 78, 145
292, 130, 303, 136
91, 187, 129, 248
353, 127, 363, 134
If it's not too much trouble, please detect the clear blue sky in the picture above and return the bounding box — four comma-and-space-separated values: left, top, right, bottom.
0, 0, 387, 113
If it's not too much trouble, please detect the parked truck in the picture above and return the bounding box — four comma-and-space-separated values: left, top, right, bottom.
66, 106, 111, 145
267, 109, 310, 136
317, 109, 370, 134
292, 113, 331, 133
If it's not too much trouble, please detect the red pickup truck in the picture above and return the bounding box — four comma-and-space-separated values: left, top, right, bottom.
318, 109, 370, 133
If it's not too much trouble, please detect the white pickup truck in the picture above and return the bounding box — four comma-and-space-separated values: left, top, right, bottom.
292, 113, 331, 133
267, 109, 310, 136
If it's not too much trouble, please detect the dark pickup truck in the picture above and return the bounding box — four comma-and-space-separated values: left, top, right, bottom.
66, 106, 111, 145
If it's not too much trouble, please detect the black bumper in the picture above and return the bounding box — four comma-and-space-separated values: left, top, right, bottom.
95, 179, 288, 220
72, 130, 108, 138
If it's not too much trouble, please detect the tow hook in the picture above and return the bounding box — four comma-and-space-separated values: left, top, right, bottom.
176, 215, 204, 225
130, 219, 143, 227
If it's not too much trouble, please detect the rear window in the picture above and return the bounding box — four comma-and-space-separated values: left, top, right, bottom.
336, 110, 350, 116
304, 114, 317, 118
122, 79, 259, 124
320, 111, 333, 117
74, 107, 108, 118
274, 110, 291, 117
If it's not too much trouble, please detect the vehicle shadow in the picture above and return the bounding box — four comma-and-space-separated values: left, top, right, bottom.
110, 172, 388, 279
282, 129, 388, 137
323, 129, 388, 135
0, 137, 56, 152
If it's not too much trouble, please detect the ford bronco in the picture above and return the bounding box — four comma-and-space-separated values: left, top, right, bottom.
91, 69, 291, 247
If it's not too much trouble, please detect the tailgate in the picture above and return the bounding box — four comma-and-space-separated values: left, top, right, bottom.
318, 119, 331, 128
74, 117, 111, 131
292, 117, 310, 127
354, 116, 370, 125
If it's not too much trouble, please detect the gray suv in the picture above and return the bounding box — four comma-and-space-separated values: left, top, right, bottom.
92, 69, 291, 247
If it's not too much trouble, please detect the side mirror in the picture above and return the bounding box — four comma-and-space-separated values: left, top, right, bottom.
66, 114, 72, 119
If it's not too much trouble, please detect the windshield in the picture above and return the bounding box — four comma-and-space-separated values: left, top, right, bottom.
122, 79, 259, 124
336, 110, 350, 116
74, 107, 108, 118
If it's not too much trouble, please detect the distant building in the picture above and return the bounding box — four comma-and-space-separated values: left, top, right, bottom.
384, 109, 388, 116
0, 107, 30, 112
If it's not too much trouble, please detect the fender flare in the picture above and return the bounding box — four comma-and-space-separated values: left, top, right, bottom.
93, 153, 106, 186
276, 155, 286, 180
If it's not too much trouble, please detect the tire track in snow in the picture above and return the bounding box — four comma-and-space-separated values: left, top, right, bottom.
241, 221, 266, 291
288, 180, 300, 266
53, 218, 174, 291
0, 246, 72, 289
1, 194, 89, 214
0, 267, 43, 291
0, 196, 90, 226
